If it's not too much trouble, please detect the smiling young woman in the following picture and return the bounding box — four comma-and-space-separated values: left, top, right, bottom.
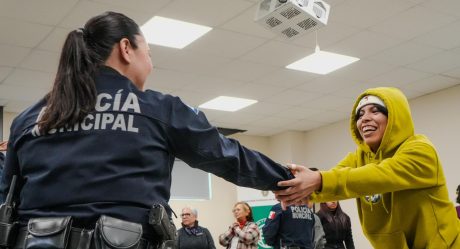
275, 87, 460, 249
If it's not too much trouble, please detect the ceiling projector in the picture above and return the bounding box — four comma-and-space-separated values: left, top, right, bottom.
255, 0, 330, 39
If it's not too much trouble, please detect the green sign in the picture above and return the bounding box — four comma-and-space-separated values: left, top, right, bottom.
252, 205, 274, 249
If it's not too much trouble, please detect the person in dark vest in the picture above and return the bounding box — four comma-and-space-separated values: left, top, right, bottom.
263, 202, 315, 249
0, 11, 293, 249
177, 207, 215, 249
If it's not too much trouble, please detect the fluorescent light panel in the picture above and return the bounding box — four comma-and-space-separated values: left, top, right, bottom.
286, 50, 359, 74
141, 16, 212, 49
199, 96, 257, 112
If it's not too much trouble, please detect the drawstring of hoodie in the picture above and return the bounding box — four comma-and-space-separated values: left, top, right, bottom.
378, 149, 391, 214
366, 150, 390, 214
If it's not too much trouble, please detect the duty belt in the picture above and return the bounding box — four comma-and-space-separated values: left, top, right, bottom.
13, 227, 153, 249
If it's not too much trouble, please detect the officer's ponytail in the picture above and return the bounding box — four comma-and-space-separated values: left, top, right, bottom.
39, 12, 140, 133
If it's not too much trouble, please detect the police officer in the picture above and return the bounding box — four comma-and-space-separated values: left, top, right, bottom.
0, 141, 6, 193
263, 203, 315, 249
0, 11, 292, 249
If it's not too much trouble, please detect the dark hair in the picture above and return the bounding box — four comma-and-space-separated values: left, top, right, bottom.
318, 202, 350, 230
355, 104, 388, 121
39, 12, 141, 132
235, 201, 254, 222
456, 185, 460, 204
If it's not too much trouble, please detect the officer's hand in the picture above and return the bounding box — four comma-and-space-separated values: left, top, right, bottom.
274, 164, 322, 209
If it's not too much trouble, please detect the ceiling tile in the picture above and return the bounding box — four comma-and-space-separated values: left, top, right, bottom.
295, 76, 359, 94
369, 67, 432, 89
443, 66, 460, 79
299, 94, 355, 111
38, 27, 73, 52
247, 116, 301, 128
330, 0, 416, 28
284, 119, 327, 132
406, 48, 460, 74
224, 83, 286, 101
19, 50, 60, 73
264, 89, 320, 106
241, 41, 311, 67
289, 21, 360, 49
213, 112, 267, 125
0, 67, 13, 83
271, 106, 323, 120
209, 60, 278, 82
186, 29, 266, 59
2, 69, 54, 89
59, 1, 152, 29
170, 89, 222, 107
145, 68, 198, 91
220, 5, 278, 39
251, 68, 317, 88
0, 0, 78, 25
328, 30, 401, 58
304, 110, 348, 123
420, 0, 460, 18
90, 0, 171, 15
240, 101, 292, 116
331, 59, 396, 81
157, 0, 252, 27
413, 19, 460, 50
369, 5, 456, 41
0, 17, 53, 48
179, 75, 247, 92
406, 75, 460, 94
157, 50, 231, 75
369, 41, 442, 66
0, 44, 31, 67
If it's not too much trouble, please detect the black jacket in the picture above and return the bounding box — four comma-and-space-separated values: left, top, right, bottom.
177, 225, 216, 249
0, 66, 292, 234
317, 212, 354, 249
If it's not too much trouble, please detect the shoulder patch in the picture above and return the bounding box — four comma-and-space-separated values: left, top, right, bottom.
268, 211, 276, 220
187, 104, 200, 115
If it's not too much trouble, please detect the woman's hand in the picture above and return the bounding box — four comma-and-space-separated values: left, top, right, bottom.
0, 141, 7, 151
274, 164, 322, 209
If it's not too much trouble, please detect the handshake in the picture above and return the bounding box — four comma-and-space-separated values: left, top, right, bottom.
274, 164, 323, 210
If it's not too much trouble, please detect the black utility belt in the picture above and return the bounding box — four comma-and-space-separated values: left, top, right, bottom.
12, 215, 153, 249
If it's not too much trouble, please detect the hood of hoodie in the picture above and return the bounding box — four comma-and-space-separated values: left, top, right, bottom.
350, 87, 414, 157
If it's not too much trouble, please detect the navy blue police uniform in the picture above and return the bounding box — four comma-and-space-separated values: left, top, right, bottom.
0, 151, 4, 200
0, 66, 292, 238
263, 203, 315, 249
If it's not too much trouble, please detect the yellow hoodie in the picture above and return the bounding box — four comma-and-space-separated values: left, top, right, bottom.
312, 87, 460, 249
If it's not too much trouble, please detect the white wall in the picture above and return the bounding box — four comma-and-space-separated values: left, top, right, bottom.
2, 112, 16, 140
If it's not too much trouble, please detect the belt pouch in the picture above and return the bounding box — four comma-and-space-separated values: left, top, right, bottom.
94, 215, 142, 249
25, 216, 72, 249
0, 221, 18, 247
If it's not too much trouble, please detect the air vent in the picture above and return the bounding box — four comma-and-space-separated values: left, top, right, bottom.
297, 18, 317, 30
281, 27, 299, 38
266, 17, 283, 27
255, 0, 330, 39
280, 7, 301, 19
313, 4, 325, 18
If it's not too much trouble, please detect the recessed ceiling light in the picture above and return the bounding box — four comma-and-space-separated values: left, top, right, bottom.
199, 96, 258, 112
141, 16, 212, 49
286, 46, 359, 74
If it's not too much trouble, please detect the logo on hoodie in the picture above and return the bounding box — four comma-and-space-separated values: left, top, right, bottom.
364, 194, 382, 204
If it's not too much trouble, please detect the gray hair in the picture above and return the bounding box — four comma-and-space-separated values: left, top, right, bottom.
183, 207, 198, 217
